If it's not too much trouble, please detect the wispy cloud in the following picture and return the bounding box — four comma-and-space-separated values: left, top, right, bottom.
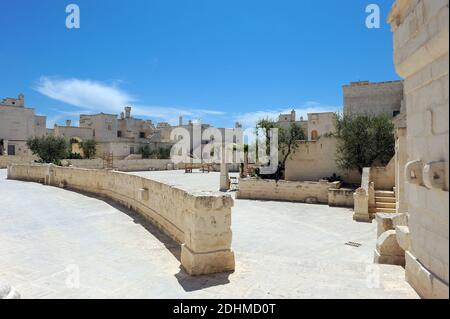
34, 76, 224, 125
235, 101, 341, 129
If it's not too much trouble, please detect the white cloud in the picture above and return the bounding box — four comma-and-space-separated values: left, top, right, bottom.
34, 76, 224, 124
235, 102, 341, 129
35, 76, 134, 113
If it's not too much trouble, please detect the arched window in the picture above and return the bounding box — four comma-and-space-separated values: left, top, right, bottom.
311, 130, 318, 141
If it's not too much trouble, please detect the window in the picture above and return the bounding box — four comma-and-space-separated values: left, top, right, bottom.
130, 146, 135, 154
117, 131, 122, 138
393, 110, 400, 117
7, 145, 15, 156
139, 132, 145, 138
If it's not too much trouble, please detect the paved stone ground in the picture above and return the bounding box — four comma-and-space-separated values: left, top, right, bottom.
0, 169, 418, 298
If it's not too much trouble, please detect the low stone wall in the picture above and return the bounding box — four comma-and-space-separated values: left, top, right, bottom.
370, 156, 395, 191
66, 158, 175, 171
0, 156, 37, 169
7, 164, 235, 275
328, 188, 355, 208
236, 178, 339, 204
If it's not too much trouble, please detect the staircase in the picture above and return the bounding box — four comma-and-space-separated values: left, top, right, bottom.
375, 190, 396, 213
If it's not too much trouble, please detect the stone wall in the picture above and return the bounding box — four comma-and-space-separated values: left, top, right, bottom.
388, 0, 449, 298
343, 80, 404, 118
236, 178, 340, 204
328, 188, 355, 208
0, 155, 37, 168
284, 136, 361, 184
65, 158, 175, 171
370, 156, 396, 191
7, 163, 235, 276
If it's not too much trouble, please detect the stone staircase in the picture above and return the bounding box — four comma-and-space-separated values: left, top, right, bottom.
375, 190, 396, 214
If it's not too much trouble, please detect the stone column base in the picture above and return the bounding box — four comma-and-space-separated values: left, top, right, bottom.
374, 248, 405, 266
405, 251, 449, 299
353, 213, 373, 223
181, 244, 235, 276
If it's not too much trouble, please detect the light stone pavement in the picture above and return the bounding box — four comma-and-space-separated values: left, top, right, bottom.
0, 169, 418, 298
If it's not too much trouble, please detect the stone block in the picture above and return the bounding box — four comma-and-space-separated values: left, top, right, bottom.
181, 244, 235, 276
375, 213, 407, 237
396, 225, 411, 251
374, 230, 405, 266
405, 251, 449, 299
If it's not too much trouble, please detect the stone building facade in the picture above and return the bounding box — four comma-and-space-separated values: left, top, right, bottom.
343, 80, 404, 118
387, 0, 449, 299
0, 94, 46, 156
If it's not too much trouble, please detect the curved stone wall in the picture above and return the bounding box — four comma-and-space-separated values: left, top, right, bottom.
7, 163, 235, 276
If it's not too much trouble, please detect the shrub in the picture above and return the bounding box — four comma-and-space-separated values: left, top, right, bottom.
26, 136, 68, 165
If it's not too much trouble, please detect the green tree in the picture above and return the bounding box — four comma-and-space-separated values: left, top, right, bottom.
26, 136, 68, 164
138, 145, 151, 159
80, 139, 97, 159
279, 122, 306, 168
256, 118, 277, 157
334, 113, 395, 174
256, 119, 306, 168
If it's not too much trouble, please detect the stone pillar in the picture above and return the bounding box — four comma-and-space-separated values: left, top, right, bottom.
181, 194, 235, 275
219, 144, 229, 192
353, 188, 370, 222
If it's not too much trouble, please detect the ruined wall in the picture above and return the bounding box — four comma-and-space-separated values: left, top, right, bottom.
388, 0, 449, 298
284, 136, 361, 184
7, 164, 235, 276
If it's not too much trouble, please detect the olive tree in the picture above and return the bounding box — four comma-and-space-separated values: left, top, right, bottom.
26, 136, 68, 164
334, 113, 395, 174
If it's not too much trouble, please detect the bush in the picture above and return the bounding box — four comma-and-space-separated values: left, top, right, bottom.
138, 146, 171, 159
67, 152, 83, 159
334, 113, 395, 174
324, 173, 342, 182
26, 136, 68, 165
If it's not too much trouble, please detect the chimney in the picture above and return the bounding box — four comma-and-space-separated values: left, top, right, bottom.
125, 106, 131, 118
66, 120, 72, 127
179, 116, 183, 126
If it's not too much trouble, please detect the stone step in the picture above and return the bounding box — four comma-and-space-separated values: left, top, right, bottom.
375, 196, 396, 203
376, 207, 397, 213
376, 202, 396, 209
375, 190, 395, 198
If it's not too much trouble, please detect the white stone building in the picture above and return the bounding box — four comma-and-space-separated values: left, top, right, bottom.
0, 94, 46, 156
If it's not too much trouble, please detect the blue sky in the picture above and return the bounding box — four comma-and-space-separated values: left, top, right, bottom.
0, 0, 399, 129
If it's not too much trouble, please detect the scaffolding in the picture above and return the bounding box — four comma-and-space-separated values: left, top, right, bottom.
103, 152, 114, 169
